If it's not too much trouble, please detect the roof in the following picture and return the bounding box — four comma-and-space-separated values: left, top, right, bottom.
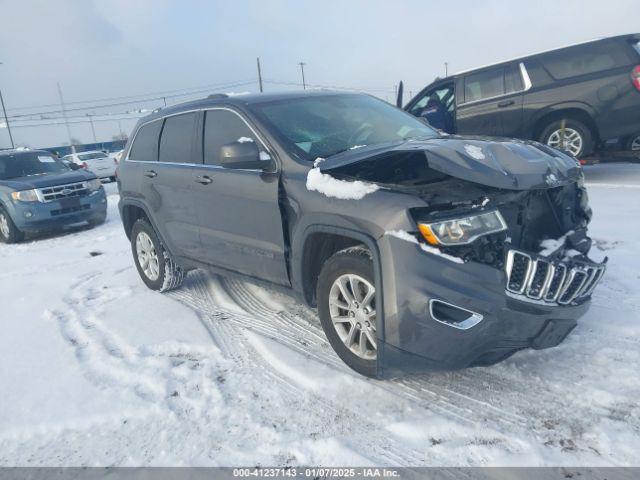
442, 33, 640, 79
0, 148, 49, 157
138, 90, 359, 124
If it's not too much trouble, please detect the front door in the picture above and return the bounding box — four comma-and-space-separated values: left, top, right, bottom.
191, 108, 289, 286
456, 64, 524, 137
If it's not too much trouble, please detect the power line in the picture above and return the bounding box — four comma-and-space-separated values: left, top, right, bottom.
5, 80, 257, 120
6, 79, 257, 112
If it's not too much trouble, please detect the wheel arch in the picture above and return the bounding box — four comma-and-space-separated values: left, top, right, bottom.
531, 104, 599, 143
119, 200, 175, 257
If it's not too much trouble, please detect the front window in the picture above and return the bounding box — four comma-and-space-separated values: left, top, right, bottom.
250, 94, 438, 161
77, 152, 108, 161
0, 153, 70, 180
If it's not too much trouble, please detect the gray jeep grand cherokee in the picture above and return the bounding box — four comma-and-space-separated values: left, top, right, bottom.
117, 91, 605, 377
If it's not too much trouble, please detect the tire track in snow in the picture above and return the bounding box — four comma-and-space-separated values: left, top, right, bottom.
171, 271, 429, 466
211, 273, 640, 456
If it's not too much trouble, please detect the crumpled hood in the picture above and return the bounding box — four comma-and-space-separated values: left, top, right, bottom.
319, 136, 582, 190
0, 169, 96, 191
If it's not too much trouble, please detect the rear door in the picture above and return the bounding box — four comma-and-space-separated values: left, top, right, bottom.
456, 64, 525, 137
191, 107, 289, 285
138, 112, 200, 258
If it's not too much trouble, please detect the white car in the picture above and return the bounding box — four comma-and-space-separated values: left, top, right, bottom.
62, 150, 117, 181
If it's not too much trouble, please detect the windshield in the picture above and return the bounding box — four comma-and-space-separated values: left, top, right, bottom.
0, 153, 70, 180
78, 152, 108, 161
250, 94, 439, 161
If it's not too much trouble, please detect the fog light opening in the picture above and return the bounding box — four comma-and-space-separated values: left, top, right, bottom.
428, 299, 483, 330
24, 211, 33, 218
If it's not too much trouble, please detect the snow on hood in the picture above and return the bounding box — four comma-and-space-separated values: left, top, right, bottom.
306, 158, 379, 200
319, 136, 582, 190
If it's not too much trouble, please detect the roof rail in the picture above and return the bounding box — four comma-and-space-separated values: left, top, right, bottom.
207, 93, 228, 100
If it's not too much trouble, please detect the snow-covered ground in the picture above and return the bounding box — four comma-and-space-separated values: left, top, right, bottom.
1, 164, 639, 467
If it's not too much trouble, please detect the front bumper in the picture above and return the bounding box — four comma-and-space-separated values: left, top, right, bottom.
9, 188, 107, 233
377, 234, 599, 376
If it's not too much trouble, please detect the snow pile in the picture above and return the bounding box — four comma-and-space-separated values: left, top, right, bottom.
237, 137, 253, 143
385, 230, 465, 264
539, 230, 574, 256
306, 158, 379, 200
464, 144, 485, 160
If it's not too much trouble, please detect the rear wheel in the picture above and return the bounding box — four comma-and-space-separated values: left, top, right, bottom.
0, 207, 24, 244
317, 247, 378, 377
130, 218, 185, 292
624, 134, 640, 151
540, 119, 593, 158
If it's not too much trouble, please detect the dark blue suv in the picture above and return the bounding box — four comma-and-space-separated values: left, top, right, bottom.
0, 149, 107, 243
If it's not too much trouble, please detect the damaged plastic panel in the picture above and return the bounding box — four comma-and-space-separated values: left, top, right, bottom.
320, 137, 600, 276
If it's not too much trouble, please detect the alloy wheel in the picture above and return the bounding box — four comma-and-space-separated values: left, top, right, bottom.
135, 231, 160, 281
547, 127, 583, 157
328, 273, 377, 360
0, 213, 9, 239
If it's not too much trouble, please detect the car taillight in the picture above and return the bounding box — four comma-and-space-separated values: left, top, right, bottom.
632, 66, 640, 92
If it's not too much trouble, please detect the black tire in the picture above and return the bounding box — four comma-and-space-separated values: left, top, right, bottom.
130, 218, 185, 292
539, 118, 594, 158
89, 213, 107, 228
0, 206, 25, 244
624, 133, 640, 151
317, 246, 378, 378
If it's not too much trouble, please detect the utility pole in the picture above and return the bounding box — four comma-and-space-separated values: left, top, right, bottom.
256, 57, 263, 93
0, 62, 15, 149
444, 62, 449, 77
117, 119, 124, 140
57, 82, 75, 153
87, 114, 97, 143
298, 62, 306, 90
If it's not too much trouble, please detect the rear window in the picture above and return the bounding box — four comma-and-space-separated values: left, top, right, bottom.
158, 112, 197, 164
540, 41, 631, 80
464, 67, 504, 102
129, 120, 162, 161
78, 152, 107, 161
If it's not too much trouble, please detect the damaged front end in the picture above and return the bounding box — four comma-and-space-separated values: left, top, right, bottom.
320, 136, 607, 307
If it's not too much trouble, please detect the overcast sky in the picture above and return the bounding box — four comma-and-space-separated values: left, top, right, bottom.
0, 0, 638, 148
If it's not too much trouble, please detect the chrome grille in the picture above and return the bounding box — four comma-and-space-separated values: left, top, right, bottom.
38, 181, 89, 202
506, 249, 605, 306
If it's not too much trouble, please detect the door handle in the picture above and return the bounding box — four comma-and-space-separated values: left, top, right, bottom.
497, 100, 515, 108
144, 170, 157, 178
196, 175, 213, 185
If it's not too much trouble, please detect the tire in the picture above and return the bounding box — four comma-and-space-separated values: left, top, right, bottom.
89, 213, 107, 228
0, 206, 25, 244
624, 134, 640, 151
540, 119, 594, 158
317, 246, 378, 378
130, 218, 185, 292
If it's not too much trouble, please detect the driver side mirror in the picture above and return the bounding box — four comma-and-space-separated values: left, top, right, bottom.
219, 141, 271, 170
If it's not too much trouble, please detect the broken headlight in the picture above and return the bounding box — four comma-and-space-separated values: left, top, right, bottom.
418, 210, 507, 246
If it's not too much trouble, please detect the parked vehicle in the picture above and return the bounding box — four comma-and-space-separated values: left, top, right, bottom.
0, 149, 107, 243
117, 92, 605, 377
63, 150, 118, 181
403, 34, 640, 158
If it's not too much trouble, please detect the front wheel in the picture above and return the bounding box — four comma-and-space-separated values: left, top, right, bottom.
540, 119, 593, 158
130, 219, 185, 292
317, 247, 378, 377
0, 207, 24, 244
